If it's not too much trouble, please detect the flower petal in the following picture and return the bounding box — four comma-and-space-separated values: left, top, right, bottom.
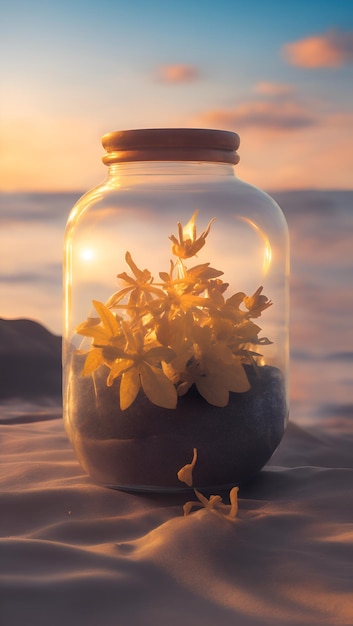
92, 300, 120, 336
75, 324, 110, 343
226, 292, 245, 308
224, 363, 250, 393
228, 486, 239, 519
193, 489, 211, 507
105, 287, 134, 308
82, 348, 104, 376
140, 363, 177, 409
236, 320, 262, 341
120, 368, 140, 410
195, 376, 229, 406
144, 346, 176, 365
200, 361, 250, 396
125, 251, 152, 282
183, 501, 201, 516
177, 448, 198, 486
107, 359, 134, 386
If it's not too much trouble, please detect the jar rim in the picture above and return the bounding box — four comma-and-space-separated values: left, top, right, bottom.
101, 128, 240, 166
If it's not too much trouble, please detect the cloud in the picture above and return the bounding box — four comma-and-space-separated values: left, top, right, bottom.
195, 90, 353, 189
0, 264, 61, 285
0, 192, 79, 224
155, 64, 200, 83
200, 100, 318, 132
283, 29, 353, 68
254, 81, 294, 97
199, 79, 318, 134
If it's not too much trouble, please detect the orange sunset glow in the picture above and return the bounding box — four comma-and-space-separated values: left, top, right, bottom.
1, 5, 353, 624
1, 2, 353, 192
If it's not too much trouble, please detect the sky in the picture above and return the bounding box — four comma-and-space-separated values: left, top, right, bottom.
1, 0, 353, 191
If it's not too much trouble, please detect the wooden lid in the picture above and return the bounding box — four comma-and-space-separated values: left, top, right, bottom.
101, 128, 240, 165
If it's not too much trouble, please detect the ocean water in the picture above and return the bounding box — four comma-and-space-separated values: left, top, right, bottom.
1, 189, 352, 425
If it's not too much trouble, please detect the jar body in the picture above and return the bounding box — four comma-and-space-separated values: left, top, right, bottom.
63, 160, 289, 492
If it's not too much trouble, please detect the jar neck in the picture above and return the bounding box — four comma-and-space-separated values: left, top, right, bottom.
105, 160, 237, 187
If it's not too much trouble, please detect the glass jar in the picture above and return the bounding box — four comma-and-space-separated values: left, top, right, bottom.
63, 128, 289, 492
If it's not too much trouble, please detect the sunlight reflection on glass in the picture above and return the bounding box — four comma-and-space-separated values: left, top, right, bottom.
80, 248, 95, 262
239, 217, 272, 275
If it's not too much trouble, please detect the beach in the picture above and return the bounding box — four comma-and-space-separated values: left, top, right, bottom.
1, 189, 352, 625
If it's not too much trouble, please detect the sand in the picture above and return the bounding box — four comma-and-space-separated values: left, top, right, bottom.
1, 405, 353, 626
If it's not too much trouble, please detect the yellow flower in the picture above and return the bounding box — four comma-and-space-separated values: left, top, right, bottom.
243, 286, 272, 318
183, 263, 224, 290
169, 210, 215, 259
177, 449, 239, 521
75, 300, 125, 375
177, 448, 198, 487
183, 487, 239, 521
107, 321, 177, 410
154, 270, 211, 319
75, 211, 274, 412
105, 252, 164, 309
177, 326, 250, 406
76, 301, 177, 410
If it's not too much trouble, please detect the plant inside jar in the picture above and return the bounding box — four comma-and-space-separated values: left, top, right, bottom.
75, 210, 274, 412
69, 211, 287, 490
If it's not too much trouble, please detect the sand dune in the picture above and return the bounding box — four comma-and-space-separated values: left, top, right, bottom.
1, 406, 353, 624
0, 318, 61, 400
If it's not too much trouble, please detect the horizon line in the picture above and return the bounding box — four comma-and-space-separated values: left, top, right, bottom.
1, 186, 353, 195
